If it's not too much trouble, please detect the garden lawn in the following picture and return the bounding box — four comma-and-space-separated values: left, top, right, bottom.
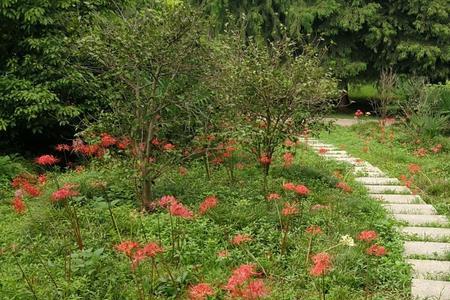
0, 145, 410, 299
320, 123, 450, 219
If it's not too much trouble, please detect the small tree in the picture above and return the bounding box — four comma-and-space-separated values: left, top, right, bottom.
213, 35, 337, 192
76, 2, 205, 208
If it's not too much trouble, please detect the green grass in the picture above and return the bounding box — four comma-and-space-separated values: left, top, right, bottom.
349, 83, 379, 100
320, 123, 450, 218
0, 145, 410, 299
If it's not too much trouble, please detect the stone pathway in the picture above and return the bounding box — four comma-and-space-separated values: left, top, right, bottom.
300, 137, 450, 300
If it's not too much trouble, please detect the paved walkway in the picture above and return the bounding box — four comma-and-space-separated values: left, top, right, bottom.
301, 137, 450, 300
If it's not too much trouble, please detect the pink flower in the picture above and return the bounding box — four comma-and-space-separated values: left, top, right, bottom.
12, 197, 26, 214
51, 185, 79, 202
266, 193, 281, 201
336, 182, 352, 193
188, 283, 215, 300
22, 181, 40, 197
163, 143, 175, 151
100, 133, 117, 147
408, 163, 421, 174
259, 154, 271, 165
358, 230, 378, 242
310, 252, 332, 277
159, 195, 177, 207
366, 244, 387, 256
55, 144, 71, 152
117, 138, 131, 150
231, 234, 252, 245
282, 182, 296, 191
281, 202, 298, 217
115, 241, 140, 257
293, 185, 309, 196
354, 109, 364, 118
306, 225, 323, 235
169, 201, 193, 219
283, 152, 294, 167
224, 264, 258, 292
35, 155, 60, 166
199, 196, 218, 215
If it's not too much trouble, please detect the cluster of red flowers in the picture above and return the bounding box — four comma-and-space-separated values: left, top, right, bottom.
310, 252, 332, 277
281, 202, 298, 217
354, 109, 364, 118
266, 193, 281, 201
336, 182, 352, 193
11, 175, 41, 198
399, 174, 414, 188
12, 196, 26, 214
199, 196, 218, 215
259, 154, 272, 165
158, 195, 194, 219
188, 283, 215, 300
408, 163, 421, 174
284, 139, 295, 148
283, 182, 310, 196
306, 225, 323, 235
414, 147, 427, 157
357, 230, 387, 257
431, 144, 443, 153
224, 264, 268, 299
115, 241, 163, 269
35, 154, 60, 166
51, 184, 79, 202
231, 234, 252, 246
282, 152, 294, 167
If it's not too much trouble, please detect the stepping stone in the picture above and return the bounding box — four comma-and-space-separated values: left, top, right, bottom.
407, 259, 450, 279
412, 279, 450, 300
354, 171, 386, 177
355, 177, 400, 185
383, 204, 437, 215
401, 227, 450, 240
404, 241, 450, 257
393, 214, 448, 226
324, 150, 347, 154
369, 194, 425, 204
365, 185, 411, 194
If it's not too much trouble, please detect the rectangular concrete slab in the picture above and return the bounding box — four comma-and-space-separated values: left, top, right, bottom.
412, 279, 450, 300
369, 194, 425, 204
365, 185, 411, 194
355, 177, 400, 185
392, 214, 448, 226
407, 259, 450, 279
404, 241, 450, 257
400, 227, 450, 240
383, 204, 437, 215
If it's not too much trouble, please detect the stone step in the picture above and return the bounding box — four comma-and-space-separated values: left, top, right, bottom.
383, 204, 437, 215
355, 177, 400, 185
324, 150, 347, 154
407, 259, 450, 279
369, 194, 425, 204
404, 241, 450, 257
412, 279, 450, 300
354, 171, 387, 177
354, 165, 384, 172
401, 227, 450, 240
365, 185, 411, 194
393, 214, 448, 226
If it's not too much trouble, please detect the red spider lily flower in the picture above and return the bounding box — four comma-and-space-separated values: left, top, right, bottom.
431, 144, 442, 153
284, 139, 295, 147
224, 264, 258, 292
74, 144, 100, 156
218, 249, 230, 258
115, 241, 140, 257
169, 201, 194, 219
163, 143, 175, 151
117, 138, 131, 150
415, 147, 427, 157
336, 182, 352, 193
354, 109, 364, 118
159, 195, 177, 207
199, 196, 218, 215
188, 283, 215, 300
281, 202, 298, 217
282, 182, 296, 191
408, 163, 421, 174
100, 133, 117, 147
241, 279, 268, 300
231, 234, 252, 245
222, 151, 232, 159
225, 146, 236, 153
259, 154, 271, 165
11, 176, 27, 189
266, 193, 281, 201
179, 166, 188, 176
38, 174, 47, 185
318, 148, 329, 154
366, 244, 387, 256
283, 152, 294, 167
151, 138, 160, 145
357, 230, 378, 242
235, 162, 245, 170
51, 185, 79, 202
35, 154, 60, 166
306, 225, 323, 235
55, 144, 71, 152
131, 244, 163, 269
22, 182, 40, 197
12, 197, 26, 214
293, 184, 310, 196
311, 204, 330, 211
310, 252, 332, 277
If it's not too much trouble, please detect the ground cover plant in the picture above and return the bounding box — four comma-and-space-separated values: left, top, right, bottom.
0, 137, 410, 299
320, 122, 450, 219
